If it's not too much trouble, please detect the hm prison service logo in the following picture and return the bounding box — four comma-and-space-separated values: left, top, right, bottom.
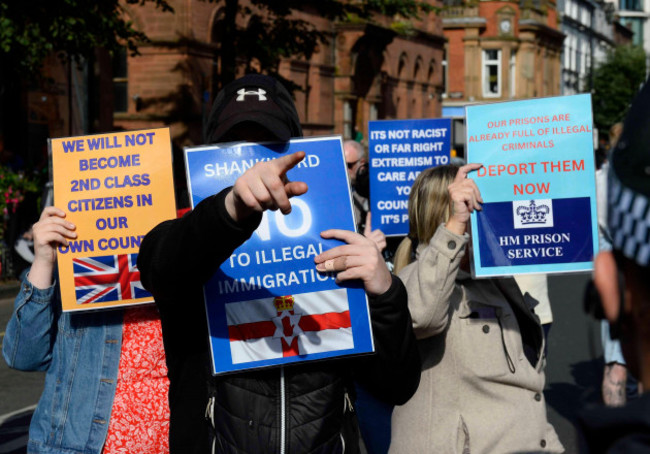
513, 199, 553, 229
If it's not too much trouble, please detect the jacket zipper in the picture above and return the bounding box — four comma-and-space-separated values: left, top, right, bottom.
205, 396, 216, 454
280, 366, 286, 454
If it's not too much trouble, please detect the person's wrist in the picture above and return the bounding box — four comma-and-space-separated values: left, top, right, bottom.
28, 257, 55, 289
225, 191, 254, 223
446, 218, 467, 236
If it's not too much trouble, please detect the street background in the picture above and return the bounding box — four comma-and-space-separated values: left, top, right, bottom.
0, 273, 601, 453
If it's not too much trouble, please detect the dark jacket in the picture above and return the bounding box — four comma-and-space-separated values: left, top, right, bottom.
138, 188, 420, 454
579, 393, 650, 453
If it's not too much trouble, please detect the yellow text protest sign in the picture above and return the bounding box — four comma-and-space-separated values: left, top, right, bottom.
50, 128, 176, 311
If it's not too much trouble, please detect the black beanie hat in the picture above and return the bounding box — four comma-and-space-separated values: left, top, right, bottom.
204, 74, 302, 144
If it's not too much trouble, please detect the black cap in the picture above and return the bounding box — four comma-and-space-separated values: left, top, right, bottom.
608, 78, 650, 267
204, 74, 302, 144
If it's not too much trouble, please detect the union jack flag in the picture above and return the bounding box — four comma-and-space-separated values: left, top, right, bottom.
73, 253, 151, 305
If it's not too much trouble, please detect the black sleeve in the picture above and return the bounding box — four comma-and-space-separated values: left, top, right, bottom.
137, 187, 262, 302
353, 275, 421, 405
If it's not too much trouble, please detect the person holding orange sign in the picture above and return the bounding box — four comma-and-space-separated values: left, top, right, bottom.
3, 205, 170, 454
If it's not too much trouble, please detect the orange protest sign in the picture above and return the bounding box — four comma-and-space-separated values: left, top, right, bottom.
50, 128, 176, 311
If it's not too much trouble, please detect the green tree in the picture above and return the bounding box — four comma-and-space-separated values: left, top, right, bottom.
212, 0, 435, 91
590, 45, 647, 139
0, 0, 173, 78
0, 0, 174, 165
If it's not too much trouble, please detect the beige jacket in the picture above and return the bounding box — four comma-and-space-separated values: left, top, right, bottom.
390, 226, 563, 454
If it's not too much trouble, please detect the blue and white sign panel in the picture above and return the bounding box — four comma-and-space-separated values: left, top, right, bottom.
466, 94, 598, 277
185, 136, 374, 375
368, 118, 451, 236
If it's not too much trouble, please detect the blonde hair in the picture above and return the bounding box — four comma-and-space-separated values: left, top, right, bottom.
393, 165, 459, 274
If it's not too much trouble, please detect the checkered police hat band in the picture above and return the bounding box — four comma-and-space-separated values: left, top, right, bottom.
608, 171, 650, 267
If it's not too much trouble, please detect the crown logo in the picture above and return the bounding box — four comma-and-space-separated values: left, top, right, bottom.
515, 200, 550, 225
274, 295, 295, 312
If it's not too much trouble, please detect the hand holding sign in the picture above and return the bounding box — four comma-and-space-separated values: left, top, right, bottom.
30, 206, 77, 289
447, 163, 484, 236
225, 151, 309, 222
315, 229, 392, 296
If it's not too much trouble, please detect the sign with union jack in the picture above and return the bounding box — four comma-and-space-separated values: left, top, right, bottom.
50, 128, 176, 311
73, 253, 151, 305
185, 136, 374, 374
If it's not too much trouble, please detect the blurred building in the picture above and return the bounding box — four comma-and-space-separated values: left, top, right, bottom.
14, 0, 446, 160
613, 0, 650, 58
439, 0, 565, 156
558, 0, 633, 96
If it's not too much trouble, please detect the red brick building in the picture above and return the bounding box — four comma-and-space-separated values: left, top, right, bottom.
440, 0, 565, 154
12, 2, 447, 171
112, 1, 446, 148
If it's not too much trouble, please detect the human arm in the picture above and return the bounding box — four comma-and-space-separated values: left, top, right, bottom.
138, 151, 308, 299
314, 230, 420, 404
3, 274, 58, 371
399, 226, 468, 339
2, 207, 75, 370
398, 163, 482, 339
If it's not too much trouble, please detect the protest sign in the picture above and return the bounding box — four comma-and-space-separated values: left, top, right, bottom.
50, 128, 176, 311
466, 94, 598, 277
184, 136, 374, 375
368, 118, 451, 236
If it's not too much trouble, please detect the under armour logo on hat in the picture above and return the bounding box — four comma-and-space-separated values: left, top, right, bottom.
236, 88, 267, 102
204, 74, 302, 144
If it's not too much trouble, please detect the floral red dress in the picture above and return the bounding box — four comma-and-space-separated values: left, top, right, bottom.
103, 305, 170, 454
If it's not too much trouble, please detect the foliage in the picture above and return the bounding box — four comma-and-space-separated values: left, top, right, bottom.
213, 0, 435, 90
0, 167, 40, 240
589, 45, 647, 138
0, 0, 173, 78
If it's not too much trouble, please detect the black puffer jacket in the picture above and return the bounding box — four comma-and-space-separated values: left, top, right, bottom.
138, 188, 420, 454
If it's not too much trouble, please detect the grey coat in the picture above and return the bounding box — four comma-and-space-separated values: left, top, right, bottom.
390, 225, 563, 454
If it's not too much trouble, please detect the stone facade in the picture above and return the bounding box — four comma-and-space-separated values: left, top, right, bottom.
442, 0, 564, 103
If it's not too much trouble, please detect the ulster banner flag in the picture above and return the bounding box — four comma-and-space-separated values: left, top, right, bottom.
73, 253, 151, 305
225, 289, 354, 364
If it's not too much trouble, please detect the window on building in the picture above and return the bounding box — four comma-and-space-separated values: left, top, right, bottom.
482, 49, 501, 97
509, 50, 516, 98
442, 50, 448, 98
625, 17, 645, 46
398, 53, 408, 78
113, 47, 128, 113
343, 100, 353, 139
414, 56, 422, 81
620, 0, 643, 11
369, 103, 378, 121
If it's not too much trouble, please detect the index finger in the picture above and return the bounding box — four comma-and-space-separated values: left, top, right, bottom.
456, 163, 483, 181
320, 229, 366, 245
40, 206, 67, 220
363, 211, 372, 235
272, 151, 306, 175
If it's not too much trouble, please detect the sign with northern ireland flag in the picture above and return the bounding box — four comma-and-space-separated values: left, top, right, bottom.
184, 136, 374, 375
466, 94, 599, 277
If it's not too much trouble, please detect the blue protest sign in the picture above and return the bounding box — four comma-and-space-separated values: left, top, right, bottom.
368, 118, 451, 236
184, 136, 374, 375
466, 94, 598, 277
